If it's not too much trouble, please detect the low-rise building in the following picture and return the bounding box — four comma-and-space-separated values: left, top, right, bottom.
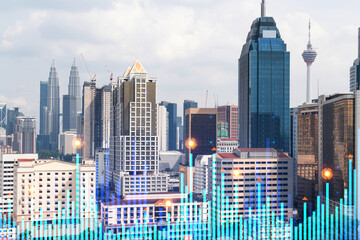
216, 138, 238, 153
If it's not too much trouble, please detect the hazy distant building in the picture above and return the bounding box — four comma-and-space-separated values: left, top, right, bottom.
58, 130, 77, 155
109, 60, 169, 196
217, 105, 238, 139
159, 101, 177, 151
46, 60, 60, 149
39, 81, 48, 135
350, 28, 360, 92
0, 104, 6, 129
6, 107, 23, 136
184, 108, 217, 166
290, 107, 298, 159
13, 116, 36, 154
63, 59, 82, 132
238, 1, 290, 153
157, 105, 169, 151
177, 116, 183, 150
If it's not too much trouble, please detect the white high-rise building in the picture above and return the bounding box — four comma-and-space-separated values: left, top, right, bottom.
157, 105, 169, 151
0, 153, 38, 214
13, 159, 96, 237
194, 155, 211, 195
13, 116, 36, 154
110, 60, 169, 196
58, 130, 77, 155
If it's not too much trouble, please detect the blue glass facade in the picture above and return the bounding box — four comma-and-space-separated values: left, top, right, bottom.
159, 101, 178, 151
239, 17, 290, 152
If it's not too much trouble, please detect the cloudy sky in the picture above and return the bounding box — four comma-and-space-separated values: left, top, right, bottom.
0, 0, 359, 120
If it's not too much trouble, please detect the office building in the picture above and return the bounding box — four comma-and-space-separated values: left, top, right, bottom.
0, 153, 38, 214
58, 130, 77, 155
238, 0, 290, 153
0, 146, 12, 154
177, 116, 183, 150
159, 101, 178, 151
95, 148, 109, 188
0, 103, 6, 129
6, 107, 23, 136
184, 108, 217, 165
68, 59, 82, 114
183, 100, 198, 150
82, 83, 111, 159
0, 127, 6, 146
13, 116, 36, 154
101, 192, 208, 237
39, 81, 48, 135
302, 21, 317, 102
296, 102, 318, 217
318, 93, 355, 203
212, 148, 294, 223
350, 28, 360, 91
109, 60, 169, 196
63, 95, 77, 131
217, 105, 238, 140
157, 105, 169, 151
46, 60, 60, 149
13, 159, 96, 237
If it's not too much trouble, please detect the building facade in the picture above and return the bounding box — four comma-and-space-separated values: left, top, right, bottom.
157, 105, 169, 151
58, 131, 77, 155
217, 105, 238, 140
39, 81, 48, 135
0, 153, 38, 215
238, 3, 290, 153
184, 108, 217, 166
159, 101, 177, 151
318, 93, 354, 203
109, 60, 169, 196
296, 102, 318, 217
6, 107, 23, 136
13, 159, 96, 236
211, 148, 294, 223
183, 100, 198, 151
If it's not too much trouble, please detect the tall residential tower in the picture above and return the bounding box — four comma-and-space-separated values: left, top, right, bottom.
238, 0, 290, 152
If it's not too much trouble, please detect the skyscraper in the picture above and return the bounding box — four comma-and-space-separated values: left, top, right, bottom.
157, 105, 169, 151
159, 101, 177, 150
184, 108, 217, 165
350, 28, 360, 92
46, 60, 60, 149
109, 60, 169, 196
0, 103, 6, 129
302, 20, 317, 102
238, 0, 290, 152
39, 81, 48, 135
63, 59, 81, 132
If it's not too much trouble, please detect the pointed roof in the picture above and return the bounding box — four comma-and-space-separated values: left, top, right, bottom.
129, 60, 147, 74
123, 67, 131, 77
72, 58, 77, 67
51, 59, 56, 68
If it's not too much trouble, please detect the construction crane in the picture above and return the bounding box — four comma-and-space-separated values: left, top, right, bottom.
106, 65, 114, 81
80, 53, 96, 84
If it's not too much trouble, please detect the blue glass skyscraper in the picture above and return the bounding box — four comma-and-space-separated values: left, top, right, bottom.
238, 0, 290, 152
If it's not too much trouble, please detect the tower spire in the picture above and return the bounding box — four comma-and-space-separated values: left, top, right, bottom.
308, 19, 311, 44
261, 0, 266, 17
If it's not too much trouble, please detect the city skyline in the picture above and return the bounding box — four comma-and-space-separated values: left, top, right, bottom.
0, 0, 359, 120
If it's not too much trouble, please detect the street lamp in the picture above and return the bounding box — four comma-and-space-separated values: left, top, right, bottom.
322, 168, 333, 181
